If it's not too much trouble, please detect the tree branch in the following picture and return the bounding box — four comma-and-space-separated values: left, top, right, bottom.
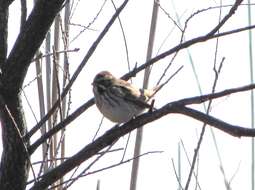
26, 0, 252, 140
205, 0, 242, 37
28, 99, 94, 154
5, 0, 15, 6
0, 1, 8, 67
29, 85, 255, 189
2, 0, 65, 94
26, 22, 255, 144
0, 1, 65, 189
175, 83, 255, 106
25, 0, 130, 140
122, 0, 246, 81
175, 106, 254, 137
28, 83, 255, 154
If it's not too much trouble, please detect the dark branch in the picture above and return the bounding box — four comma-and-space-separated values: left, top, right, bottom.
0, 1, 65, 189
28, 99, 94, 154
28, 83, 255, 154
0, 1, 8, 67
26, 0, 253, 140
122, 23, 255, 81
205, 0, 242, 37
29, 92, 255, 189
5, 0, 15, 6
2, 0, 65, 94
27, 22, 255, 143
20, 0, 27, 31
27, 83, 255, 189
175, 83, 255, 106
25, 0, 130, 140
122, 0, 247, 81
175, 106, 255, 137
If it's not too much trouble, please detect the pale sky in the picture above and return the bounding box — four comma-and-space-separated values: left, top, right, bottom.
2, 0, 255, 189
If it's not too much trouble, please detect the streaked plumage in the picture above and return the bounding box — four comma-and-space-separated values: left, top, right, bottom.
92, 71, 156, 123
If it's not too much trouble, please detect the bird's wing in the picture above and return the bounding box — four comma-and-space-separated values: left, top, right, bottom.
109, 83, 152, 109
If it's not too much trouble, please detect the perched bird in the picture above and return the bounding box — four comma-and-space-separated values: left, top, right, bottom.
92, 71, 157, 123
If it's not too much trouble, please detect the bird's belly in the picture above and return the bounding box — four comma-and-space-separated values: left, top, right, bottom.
98, 100, 143, 123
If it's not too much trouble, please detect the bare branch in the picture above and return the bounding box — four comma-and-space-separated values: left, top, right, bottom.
171, 158, 184, 190
29, 82, 255, 190
48, 151, 162, 190
26, 9, 255, 142
206, 0, 243, 37
25, 0, 130, 141
2, 0, 65, 94
29, 82, 255, 154
71, 0, 107, 42
31, 48, 80, 63
28, 98, 94, 154
174, 106, 254, 137
175, 83, 255, 106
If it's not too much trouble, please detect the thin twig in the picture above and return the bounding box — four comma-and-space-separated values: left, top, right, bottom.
22, 74, 42, 89
156, 0, 183, 32
28, 82, 255, 155
110, 0, 131, 73
180, 140, 202, 190
26, 22, 255, 142
171, 158, 184, 190
70, 0, 107, 43
64, 144, 115, 189
69, 22, 97, 31
22, 90, 38, 123
154, 65, 183, 95
49, 151, 163, 190
185, 2, 226, 187
121, 132, 132, 162
29, 83, 255, 190
92, 116, 104, 141
31, 48, 79, 63
25, 0, 129, 142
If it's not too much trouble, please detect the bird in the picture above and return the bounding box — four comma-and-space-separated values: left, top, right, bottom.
92, 71, 158, 123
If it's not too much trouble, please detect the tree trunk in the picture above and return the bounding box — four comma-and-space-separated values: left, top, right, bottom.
0, 91, 29, 190
0, 1, 65, 188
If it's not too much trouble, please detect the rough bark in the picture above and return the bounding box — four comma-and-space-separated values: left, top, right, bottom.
0, 1, 8, 67
0, 93, 29, 190
0, 0, 65, 189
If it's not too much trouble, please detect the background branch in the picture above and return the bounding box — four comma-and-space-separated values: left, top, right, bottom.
2, 0, 65, 94
29, 83, 255, 154
25, 0, 129, 140
26, 22, 255, 144
175, 106, 255, 137
29, 82, 255, 189
1, 0, 254, 189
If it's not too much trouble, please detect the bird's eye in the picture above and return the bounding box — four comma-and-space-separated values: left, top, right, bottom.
97, 84, 106, 94
96, 77, 112, 87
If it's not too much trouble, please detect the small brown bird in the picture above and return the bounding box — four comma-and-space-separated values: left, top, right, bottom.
92, 71, 157, 123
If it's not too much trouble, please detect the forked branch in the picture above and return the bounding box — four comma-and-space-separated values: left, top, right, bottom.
29, 82, 255, 190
